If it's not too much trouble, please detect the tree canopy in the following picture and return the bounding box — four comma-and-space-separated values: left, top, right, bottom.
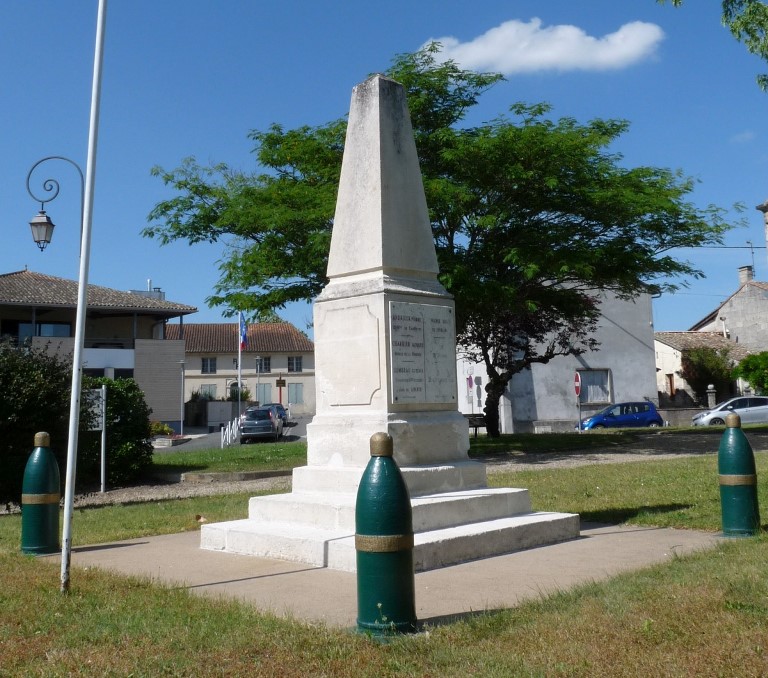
679, 347, 735, 403
144, 45, 735, 434
733, 351, 768, 393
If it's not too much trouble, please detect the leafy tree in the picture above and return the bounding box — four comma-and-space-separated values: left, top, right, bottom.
679, 347, 735, 403
733, 351, 768, 393
145, 45, 733, 435
660, 0, 768, 90
80, 377, 154, 486
0, 340, 93, 502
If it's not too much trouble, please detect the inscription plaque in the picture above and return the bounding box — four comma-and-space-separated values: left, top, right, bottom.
390, 301, 456, 404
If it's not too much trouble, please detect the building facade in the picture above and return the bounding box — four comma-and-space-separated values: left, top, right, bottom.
456, 292, 658, 432
166, 322, 315, 418
0, 270, 197, 431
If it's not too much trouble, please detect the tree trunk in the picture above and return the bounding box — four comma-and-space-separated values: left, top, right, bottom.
483, 376, 508, 437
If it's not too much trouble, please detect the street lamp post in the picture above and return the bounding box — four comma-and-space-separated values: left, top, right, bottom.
25, 0, 108, 594
26, 157, 84, 251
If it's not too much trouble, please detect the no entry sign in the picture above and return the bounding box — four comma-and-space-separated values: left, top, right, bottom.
574, 372, 582, 397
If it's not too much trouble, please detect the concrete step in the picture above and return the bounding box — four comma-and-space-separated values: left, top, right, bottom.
201, 510, 580, 572
291, 460, 488, 496
245, 487, 533, 533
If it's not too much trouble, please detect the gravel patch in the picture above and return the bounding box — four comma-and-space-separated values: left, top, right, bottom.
5, 430, 764, 514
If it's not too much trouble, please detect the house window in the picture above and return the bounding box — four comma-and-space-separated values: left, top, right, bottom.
578, 369, 610, 404
288, 382, 304, 405
255, 383, 271, 405
256, 356, 271, 373
288, 356, 303, 373
200, 384, 217, 400
3, 320, 71, 343
201, 357, 217, 374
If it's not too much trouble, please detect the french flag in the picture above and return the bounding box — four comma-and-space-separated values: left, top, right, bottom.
239, 312, 248, 350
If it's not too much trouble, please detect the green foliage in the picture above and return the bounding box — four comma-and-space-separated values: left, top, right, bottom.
145, 44, 736, 436
679, 347, 735, 403
733, 351, 768, 393
150, 421, 175, 437
660, 0, 768, 90
0, 341, 92, 502
226, 385, 252, 402
80, 377, 154, 486
189, 388, 213, 402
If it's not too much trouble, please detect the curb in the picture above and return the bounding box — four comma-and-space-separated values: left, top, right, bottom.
179, 470, 293, 484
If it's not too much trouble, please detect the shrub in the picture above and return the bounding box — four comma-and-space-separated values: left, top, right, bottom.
80, 377, 154, 487
0, 340, 92, 502
150, 421, 175, 437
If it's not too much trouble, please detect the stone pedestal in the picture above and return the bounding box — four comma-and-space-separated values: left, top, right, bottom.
201, 75, 579, 570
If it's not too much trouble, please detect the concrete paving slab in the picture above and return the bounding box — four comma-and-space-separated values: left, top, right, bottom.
44, 522, 725, 628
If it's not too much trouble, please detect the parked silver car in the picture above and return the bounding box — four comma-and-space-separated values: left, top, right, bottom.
692, 396, 768, 426
240, 406, 284, 442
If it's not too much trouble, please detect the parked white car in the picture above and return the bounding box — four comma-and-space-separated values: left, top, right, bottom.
692, 396, 768, 426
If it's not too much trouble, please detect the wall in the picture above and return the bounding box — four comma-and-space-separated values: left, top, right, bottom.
456, 293, 657, 433
698, 284, 768, 350
134, 339, 185, 425
183, 350, 317, 416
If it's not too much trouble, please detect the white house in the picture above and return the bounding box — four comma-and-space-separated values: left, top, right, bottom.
456, 292, 658, 433
166, 321, 315, 418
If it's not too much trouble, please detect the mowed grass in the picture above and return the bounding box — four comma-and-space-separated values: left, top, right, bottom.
3, 433, 768, 675
151, 439, 306, 475
2, 536, 768, 677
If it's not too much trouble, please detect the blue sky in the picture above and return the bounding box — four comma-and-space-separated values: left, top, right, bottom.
2, 1, 767, 339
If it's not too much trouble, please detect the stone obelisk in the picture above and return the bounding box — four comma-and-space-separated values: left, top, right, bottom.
201, 75, 579, 571
301, 74, 473, 492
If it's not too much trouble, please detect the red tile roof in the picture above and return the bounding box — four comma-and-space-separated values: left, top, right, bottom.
167, 322, 313, 353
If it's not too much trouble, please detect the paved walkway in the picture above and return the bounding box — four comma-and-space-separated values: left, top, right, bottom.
46, 523, 724, 628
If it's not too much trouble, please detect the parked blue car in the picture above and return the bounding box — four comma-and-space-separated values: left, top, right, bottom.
580, 401, 663, 430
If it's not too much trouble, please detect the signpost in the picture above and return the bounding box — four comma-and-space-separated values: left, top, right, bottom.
574, 372, 582, 434
87, 386, 107, 491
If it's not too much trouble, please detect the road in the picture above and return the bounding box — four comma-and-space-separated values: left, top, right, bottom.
161, 416, 311, 453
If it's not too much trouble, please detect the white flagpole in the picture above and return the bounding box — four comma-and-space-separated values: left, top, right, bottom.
60, 0, 107, 594
237, 316, 242, 418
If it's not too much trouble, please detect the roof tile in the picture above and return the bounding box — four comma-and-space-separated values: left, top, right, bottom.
167, 322, 314, 353
0, 270, 196, 314
655, 331, 752, 361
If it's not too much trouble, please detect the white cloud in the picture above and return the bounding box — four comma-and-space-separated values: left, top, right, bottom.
425, 18, 664, 74
730, 130, 756, 144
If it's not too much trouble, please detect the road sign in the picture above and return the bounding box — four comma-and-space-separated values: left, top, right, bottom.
275, 379, 286, 387
574, 372, 582, 397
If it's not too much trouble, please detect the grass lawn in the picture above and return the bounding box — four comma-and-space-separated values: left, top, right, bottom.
151, 439, 307, 476
2, 432, 768, 676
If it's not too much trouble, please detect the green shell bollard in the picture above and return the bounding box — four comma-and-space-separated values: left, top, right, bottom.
21, 432, 61, 555
355, 432, 417, 635
718, 414, 760, 537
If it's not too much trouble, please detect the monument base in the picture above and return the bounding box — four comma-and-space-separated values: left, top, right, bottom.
200, 471, 580, 572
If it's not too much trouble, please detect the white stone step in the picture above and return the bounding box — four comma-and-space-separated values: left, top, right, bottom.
290, 460, 488, 496
412, 488, 532, 532
201, 510, 580, 572
200, 519, 348, 567
244, 487, 533, 533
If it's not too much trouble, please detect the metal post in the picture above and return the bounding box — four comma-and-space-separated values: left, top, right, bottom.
178, 360, 185, 436
60, 0, 108, 594
255, 355, 261, 405
99, 384, 107, 493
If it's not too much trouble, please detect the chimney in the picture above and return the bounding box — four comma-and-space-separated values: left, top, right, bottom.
739, 265, 754, 284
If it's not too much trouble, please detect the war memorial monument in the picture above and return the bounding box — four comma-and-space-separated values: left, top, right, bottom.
201, 74, 579, 571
